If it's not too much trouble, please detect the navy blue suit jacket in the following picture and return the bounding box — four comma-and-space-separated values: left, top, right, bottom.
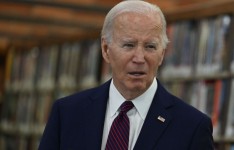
38, 80, 214, 150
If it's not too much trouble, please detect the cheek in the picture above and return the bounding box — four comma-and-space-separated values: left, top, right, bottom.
148, 55, 163, 71
108, 54, 125, 73
109, 50, 130, 66
154, 51, 164, 66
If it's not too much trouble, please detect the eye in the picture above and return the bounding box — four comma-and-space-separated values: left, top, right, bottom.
122, 43, 135, 49
145, 44, 157, 50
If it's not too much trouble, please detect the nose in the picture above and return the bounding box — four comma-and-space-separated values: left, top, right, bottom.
132, 46, 145, 64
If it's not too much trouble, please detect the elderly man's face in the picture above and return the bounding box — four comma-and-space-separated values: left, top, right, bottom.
102, 12, 165, 99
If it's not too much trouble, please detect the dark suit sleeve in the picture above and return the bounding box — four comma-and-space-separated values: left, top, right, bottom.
38, 101, 61, 150
189, 116, 214, 150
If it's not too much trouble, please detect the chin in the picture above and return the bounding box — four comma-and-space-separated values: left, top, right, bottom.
128, 83, 147, 92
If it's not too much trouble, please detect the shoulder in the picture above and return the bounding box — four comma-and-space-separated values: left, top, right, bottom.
160, 87, 213, 141
174, 96, 210, 122
167, 92, 212, 131
157, 80, 211, 125
155, 80, 214, 149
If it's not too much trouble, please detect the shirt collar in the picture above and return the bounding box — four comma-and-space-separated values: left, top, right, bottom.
109, 80, 126, 117
108, 78, 157, 120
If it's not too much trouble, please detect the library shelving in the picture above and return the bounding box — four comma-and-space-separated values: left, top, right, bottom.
0, 0, 234, 150
0, 39, 102, 150
159, 14, 234, 150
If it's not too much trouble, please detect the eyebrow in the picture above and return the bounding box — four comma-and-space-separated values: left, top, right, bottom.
121, 37, 135, 42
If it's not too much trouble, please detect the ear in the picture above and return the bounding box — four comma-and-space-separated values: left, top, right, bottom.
101, 37, 110, 63
158, 49, 165, 66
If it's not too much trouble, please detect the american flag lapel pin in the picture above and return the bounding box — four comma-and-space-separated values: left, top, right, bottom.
157, 116, 165, 122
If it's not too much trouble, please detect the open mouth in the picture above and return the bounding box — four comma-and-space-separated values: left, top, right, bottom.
128, 71, 146, 76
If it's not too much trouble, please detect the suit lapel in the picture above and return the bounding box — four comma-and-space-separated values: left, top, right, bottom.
83, 81, 110, 150
134, 81, 174, 150
82, 80, 174, 150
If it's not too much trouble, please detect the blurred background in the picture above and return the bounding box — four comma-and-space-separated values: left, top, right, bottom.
0, 0, 234, 150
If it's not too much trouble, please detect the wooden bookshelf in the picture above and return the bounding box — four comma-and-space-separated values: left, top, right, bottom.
0, 0, 234, 49
159, 12, 234, 150
162, 0, 234, 22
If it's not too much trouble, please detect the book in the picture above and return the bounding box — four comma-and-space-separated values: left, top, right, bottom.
36, 45, 59, 91
225, 79, 234, 138
78, 40, 101, 89
160, 15, 232, 79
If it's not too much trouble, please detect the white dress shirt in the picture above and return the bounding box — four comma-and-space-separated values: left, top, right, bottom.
101, 78, 158, 150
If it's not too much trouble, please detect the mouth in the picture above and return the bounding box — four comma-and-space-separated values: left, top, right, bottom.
128, 71, 146, 77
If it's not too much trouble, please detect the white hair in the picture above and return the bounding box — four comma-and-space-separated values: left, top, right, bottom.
101, 0, 169, 49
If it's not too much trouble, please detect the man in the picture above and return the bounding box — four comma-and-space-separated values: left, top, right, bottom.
38, 1, 214, 150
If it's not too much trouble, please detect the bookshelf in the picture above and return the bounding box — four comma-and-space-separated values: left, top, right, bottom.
159, 14, 234, 150
0, 39, 102, 150
0, 0, 234, 150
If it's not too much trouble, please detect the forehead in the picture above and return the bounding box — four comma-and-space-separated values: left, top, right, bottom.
112, 12, 162, 40
115, 12, 161, 28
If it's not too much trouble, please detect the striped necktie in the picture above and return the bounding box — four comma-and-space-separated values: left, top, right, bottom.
106, 101, 134, 150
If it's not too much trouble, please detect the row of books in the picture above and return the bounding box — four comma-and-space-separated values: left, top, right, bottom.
160, 15, 233, 78
0, 39, 103, 150
229, 15, 234, 74
4, 39, 101, 93
1, 91, 53, 128
225, 79, 234, 138
0, 135, 39, 150
163, 78, 234, 139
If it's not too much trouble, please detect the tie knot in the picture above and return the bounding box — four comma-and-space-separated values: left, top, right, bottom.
120, 101, 134, 113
